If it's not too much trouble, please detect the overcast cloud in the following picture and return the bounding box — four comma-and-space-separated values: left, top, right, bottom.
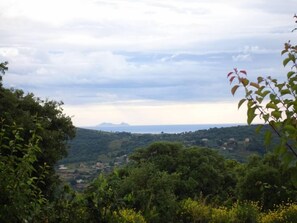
0, 0, 296, 125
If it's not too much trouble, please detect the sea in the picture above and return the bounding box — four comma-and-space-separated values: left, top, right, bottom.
87, 124, 244, 134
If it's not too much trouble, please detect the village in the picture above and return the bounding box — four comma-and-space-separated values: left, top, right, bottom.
57, 154, 129, 190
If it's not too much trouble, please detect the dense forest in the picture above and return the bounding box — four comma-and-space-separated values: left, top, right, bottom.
1, 61, 297, 222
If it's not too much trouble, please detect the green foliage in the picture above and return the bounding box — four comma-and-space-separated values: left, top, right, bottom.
229, 201, 260, 223
180, 198, 212, 222
82, 142, 242, 222
0, 63, 75, 198
112, 209, 146, 223
260, 203, 297, 223
180, 199, 260, 223
237, 153, 297, 210
63, 124, 274, 167
120, 163, 179, 222
228, 17, 297, 179
129, 142, 234, 202
42, 185, 89, 223
181, 199, 297, 223
0, 119, 47, 222
83, 173, 125, 222
82, 142, 296, 222
0, 61, 8, 83
0, 62, 78, 221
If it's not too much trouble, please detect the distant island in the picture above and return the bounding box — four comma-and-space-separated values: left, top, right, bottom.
96, 122, 130, 127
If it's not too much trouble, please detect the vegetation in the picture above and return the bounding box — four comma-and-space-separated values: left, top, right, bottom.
58, 142, 297, 222
228, 15, 297, 186
1, 17, 297, 223
63, 124, 275, 165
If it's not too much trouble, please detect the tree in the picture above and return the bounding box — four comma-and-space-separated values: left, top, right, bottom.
237, 153, 297, 210
0, 62, 75, 199
227, 16, 297, 186
0, 119, 47, 222
0, 61, 8, 85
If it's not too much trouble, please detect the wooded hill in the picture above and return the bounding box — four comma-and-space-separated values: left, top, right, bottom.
61, 124, 278, 165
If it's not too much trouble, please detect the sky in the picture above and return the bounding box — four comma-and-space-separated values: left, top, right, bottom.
0, 0, 296, 126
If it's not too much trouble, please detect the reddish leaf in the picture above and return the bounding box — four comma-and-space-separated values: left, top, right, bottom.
229, 76, 236, 84
240, 70, 247, 75
227, 72, 233, 77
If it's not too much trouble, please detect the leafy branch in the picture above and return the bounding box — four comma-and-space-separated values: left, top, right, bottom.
227, 16, 297, 168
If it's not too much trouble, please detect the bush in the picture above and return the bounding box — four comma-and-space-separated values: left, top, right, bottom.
210, 207, 231, 223
229, 201, 260, 223
112, 209, 146, 223
260, 203, 297, 223
181, 199, 262, 223
180, 198, 212, 222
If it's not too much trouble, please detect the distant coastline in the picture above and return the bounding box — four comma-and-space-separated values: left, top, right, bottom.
84, 123, 245, 134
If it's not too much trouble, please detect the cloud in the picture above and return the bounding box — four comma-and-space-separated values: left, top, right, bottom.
0, 0, 295, 125
232, 54, 251, 62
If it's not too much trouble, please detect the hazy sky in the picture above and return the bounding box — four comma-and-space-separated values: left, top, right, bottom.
0, 0, 296, 126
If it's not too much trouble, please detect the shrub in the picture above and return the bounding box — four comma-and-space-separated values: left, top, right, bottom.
210, 207, 231, 223
229, 201, 260, 223
112, 209, 146, 223
260, 203, 297, 223
180, 198, 212, 223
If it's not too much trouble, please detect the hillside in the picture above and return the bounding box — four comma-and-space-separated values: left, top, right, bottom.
61, 124, 276, 165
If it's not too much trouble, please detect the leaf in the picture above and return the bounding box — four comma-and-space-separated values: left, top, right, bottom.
247, 113, 256, 125
256, 96, 263, 104
250, 82, 260, 89
264, 131, 272, 146
229, 76, 236, 84
238, 99, 246, 109
261, 90, 270, 98
287, 71, 295, 79
255, 125, 263, 133
284, 124, 296, 134
281, 153, 294, 169
257, 77, 264, 83
283, 57, 291, 67
276, 83, 285, 91
280, 89, 291, 96
227, 72, 233, 77
231, 85, 239, 96
269, 94, 276, 101
281, 49, 288, 55
240, 78, 249, 86
271, 111, 281, 119
247, 107, 257, 125
266, 102, 277, 110
289, 53, 296, 63
263, 114, 270, 122
239, 70, 247, 75
278, 140, 287, 155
